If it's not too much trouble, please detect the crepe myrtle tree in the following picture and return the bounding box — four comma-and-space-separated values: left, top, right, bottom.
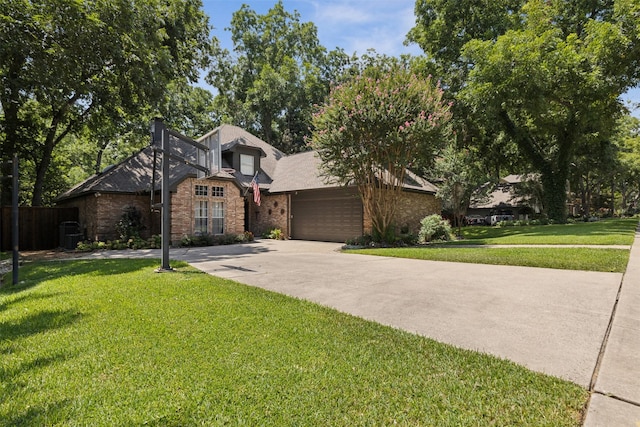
311, 67, 452, 242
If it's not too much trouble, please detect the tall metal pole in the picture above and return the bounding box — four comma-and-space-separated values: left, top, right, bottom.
12, 155, 18, 285
160, 124, 172, 271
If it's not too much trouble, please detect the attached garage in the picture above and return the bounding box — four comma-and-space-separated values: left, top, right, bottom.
291, 188, 362, 242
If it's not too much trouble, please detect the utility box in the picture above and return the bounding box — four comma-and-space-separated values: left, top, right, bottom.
59, 221, 82, 250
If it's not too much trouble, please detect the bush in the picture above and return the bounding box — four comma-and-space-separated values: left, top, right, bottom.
179, 233, 254, 247
115, 206, 145, 240
395, 233, 418, 246
265, 228, 285, 240
419, 214, 453, 243
345, 234, 374, 247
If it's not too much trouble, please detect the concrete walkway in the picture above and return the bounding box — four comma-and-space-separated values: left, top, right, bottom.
583, 229, 640, 425
79, 237, 640, 425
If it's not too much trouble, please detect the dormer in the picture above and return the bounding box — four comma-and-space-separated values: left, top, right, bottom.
221, 137, 267, 176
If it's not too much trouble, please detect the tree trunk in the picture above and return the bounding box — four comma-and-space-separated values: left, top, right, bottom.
498, 109, 571, 222
0, 56, 24, 206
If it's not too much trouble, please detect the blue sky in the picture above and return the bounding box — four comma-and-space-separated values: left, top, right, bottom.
200, 0, 639, 117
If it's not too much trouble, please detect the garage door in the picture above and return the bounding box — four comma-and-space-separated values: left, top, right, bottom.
291, 188, 363, 242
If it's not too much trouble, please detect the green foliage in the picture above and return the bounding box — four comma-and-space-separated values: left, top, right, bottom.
428, 143, 489, 232
265, 228, 285, 240
115, 206, 145, 240
312, 62, 452, 241
207, 1, 338, 153
409, 0, 640, 222
419, 214, 453, 243
179, 233, 253, 247
345, 234, 374, 247
76, 235, 161, 251
0, 0, 212, 205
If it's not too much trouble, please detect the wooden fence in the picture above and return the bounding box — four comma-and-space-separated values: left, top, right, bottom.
0, 206, 79, 251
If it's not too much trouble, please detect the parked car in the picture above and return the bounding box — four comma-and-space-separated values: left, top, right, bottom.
465, 215, 487, 226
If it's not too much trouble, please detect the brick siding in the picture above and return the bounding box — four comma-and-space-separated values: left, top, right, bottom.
171, 178, 245, 243
249, 194, 289, 238
363, 191, 441, 235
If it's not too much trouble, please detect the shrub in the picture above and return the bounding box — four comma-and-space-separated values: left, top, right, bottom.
395, 233, 418, 246
419, 214, 453, 243
266, 228, 285, 240
179, 233, 252, 247
345, 234, 374, 247
115, 206, 145, 240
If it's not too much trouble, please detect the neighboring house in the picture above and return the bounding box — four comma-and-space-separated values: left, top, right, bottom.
56, 125, 440, 243
467, 174, 541, 222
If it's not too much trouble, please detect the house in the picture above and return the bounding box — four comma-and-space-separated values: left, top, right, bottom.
467, 174, 541, 223
56, 125, 441, 243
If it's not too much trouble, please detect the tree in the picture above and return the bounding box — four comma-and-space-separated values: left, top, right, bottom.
408, 0, 640, 221
429, 143, 489, 234
0, 0, 212, 205
311, 65, 452, 241
612, 114, 640, 214
207, 1, 344, 153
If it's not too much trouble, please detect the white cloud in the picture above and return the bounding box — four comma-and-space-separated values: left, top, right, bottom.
306, 0, 421, 56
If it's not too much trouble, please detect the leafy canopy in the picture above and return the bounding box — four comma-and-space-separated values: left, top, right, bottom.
409, 0, 640, 221
312, 64, 452, 241
207, 1, 335, 153
0, 0, 212, 205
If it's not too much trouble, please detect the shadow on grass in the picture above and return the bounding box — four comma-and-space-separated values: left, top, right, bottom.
0, 259, 164, 296
1, 399, 72, 427
0, 291, 66, 313
0, 309, 83, 342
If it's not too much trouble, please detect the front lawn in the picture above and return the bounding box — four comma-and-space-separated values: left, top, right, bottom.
455, 217, 638, 245
350, 247, 629, 272
0, 260, 587, 426
347, 218, 636, 271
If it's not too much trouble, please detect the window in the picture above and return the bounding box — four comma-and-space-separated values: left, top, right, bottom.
240, 154, 254, 176
195, 201, 208, 234
195, 185, 208, 196
212, 202, 224, 234
212, 186, 224, 197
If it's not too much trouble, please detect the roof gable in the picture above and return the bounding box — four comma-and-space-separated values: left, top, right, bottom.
57, 124, 438, 200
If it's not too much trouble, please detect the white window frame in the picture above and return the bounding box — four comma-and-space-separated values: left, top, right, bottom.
195, 200, 208, 234
240, 154, 254, 176
212, 201, 224, 234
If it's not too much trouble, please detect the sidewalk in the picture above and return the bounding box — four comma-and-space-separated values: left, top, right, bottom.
583, 228, 640, 425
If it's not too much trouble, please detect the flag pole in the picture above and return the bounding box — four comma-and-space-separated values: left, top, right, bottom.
243, 170, 259, 197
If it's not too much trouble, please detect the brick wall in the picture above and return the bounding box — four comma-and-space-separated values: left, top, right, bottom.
250, 194, 289, 238
58, 193, 156, 241
362, 191, 441, 236
171, 178, 245, 243
394, 191, 442, 234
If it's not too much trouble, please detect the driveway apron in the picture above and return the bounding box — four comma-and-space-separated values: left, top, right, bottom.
175, 240, 620, 389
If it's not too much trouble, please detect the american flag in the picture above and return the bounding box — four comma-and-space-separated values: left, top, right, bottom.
251, 175, 261, 206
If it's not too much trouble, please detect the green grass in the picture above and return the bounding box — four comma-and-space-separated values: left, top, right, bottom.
350, 247, 629, 272
1, 259, 587, 426
455, 217, 638, 245
346, 218, 637, 271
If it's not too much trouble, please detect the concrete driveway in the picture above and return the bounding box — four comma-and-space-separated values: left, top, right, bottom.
169, 239, 622, 388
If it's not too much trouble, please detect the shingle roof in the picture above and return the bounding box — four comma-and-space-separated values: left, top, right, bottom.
469, 175, 537, 209
269, 151, 334, 192
57, 124, 438, 200
56, 130, 235, 201
269, 150, 438, 194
